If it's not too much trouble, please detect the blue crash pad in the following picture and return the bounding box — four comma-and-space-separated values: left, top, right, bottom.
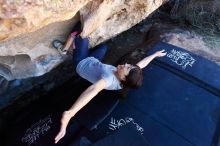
149, 42, 220, 95
90, 124, 149, 146
85, 42, 220, 146
4, 80, 119, 146
69, 124, 149, 146
3, 41, 220, 146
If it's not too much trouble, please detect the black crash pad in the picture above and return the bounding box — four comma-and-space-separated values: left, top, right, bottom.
90, 124, 149, 146
3, 41, 220, 146
3, 80, 119, 146
84, 42, 220, 146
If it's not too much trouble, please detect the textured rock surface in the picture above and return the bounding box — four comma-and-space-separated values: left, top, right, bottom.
80, 0, 164, 47
0, 0, 91, 40
0, 0, 164, 83
0, 0, 164, 42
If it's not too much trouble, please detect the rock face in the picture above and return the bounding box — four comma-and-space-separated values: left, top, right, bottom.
0, 0, 165, 83
0, 0, 91, 41
80, 0, 165, 47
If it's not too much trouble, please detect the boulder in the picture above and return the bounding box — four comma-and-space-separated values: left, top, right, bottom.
0, 0, 165, 82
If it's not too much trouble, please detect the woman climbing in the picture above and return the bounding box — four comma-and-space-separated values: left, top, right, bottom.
52, 22, 167, 144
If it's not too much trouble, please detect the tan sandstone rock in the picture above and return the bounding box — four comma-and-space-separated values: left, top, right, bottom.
0, 0, 91, 41
81, 0, 165, 47
0, 0, 165, 81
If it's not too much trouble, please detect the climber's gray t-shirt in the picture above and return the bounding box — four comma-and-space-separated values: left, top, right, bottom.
76, 57, 122, 90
